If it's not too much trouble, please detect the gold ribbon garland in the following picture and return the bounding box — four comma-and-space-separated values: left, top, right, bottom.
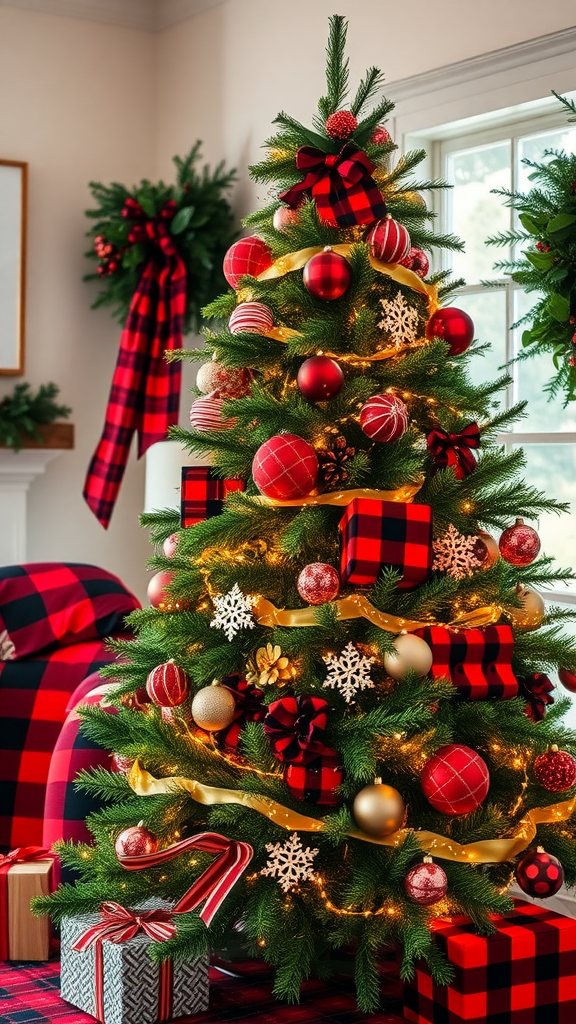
128, 762, 576, 865
251, 483, 422, 508
263, 325, 411, 365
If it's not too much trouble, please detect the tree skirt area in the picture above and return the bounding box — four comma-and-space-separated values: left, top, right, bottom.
0, 956, 404, 1024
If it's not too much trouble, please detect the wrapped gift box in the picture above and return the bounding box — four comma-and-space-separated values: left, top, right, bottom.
1, 856, 52, 961
340, 498, 433, 588
60, 901, 209, 1024
403, 899, 576, 1024
180, 467, 245, 528
413, 625, 519, 700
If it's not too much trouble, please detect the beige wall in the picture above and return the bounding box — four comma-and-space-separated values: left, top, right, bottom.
0, 6, 154, 600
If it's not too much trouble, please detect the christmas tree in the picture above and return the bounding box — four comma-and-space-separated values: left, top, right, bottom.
41, 17, 576, 1013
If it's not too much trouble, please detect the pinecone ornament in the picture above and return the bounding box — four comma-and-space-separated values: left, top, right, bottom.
317, 435, 355, 490
247, 644, 292, 687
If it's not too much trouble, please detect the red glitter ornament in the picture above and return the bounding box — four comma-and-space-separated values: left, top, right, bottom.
421, 744, 490, 815
114, 822, 159, 858
516, 847, 564, 898
365, 217, 411, 263
303, 249, 352, 301
223, 236, 273, 289
372, 126, 391, 145
297, 563, 340, 605
399, 247, 430, 279
325, 110, 358, 139
146, 660, 191, 707
252, 434, 319, 500
426, 307, 474, 356
559, 668, 576, 694
162, 533, 179, 558
196, 361, 251, 399
297, 356, 344, 401
534, 746, 576, 792
404, 857, 448, 906
360, 393, 409, 443
273, 205, 301, 232
498, 518, 541, 566
110, 754, 135, 775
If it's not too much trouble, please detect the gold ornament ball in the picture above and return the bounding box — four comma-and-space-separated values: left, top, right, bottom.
476, 529, 500, 569
352, 779, 406, 837
191, 684, 236, 732
383, 633, 433, 681
506, 586, 545, 630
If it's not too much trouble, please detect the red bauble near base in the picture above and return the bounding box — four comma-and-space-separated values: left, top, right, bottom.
297, 563, 340, 605
499, 518, 541, 566
114, 822, 159, 858
297, 356, 344, 401
426, 307, 475, 356
516, 847, 564, 898
404, 857, 448, 905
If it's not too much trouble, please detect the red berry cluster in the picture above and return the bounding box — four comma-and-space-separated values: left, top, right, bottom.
94, 234, 121, 277
325, 110, 358, 140
536, 241, 551, 252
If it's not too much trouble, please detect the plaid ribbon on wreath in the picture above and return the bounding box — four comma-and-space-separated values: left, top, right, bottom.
83, 198, 185, 528
414, 625, 519, 700
279, 144, 387, 228
180, 467, 246, 528
340, 498, 433, 588
264, 694, 332, 765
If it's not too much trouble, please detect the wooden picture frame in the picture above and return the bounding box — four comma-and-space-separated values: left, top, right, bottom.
0, 159, 27, 375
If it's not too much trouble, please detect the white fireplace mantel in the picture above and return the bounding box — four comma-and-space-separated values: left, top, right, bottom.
0, 443, 70, 565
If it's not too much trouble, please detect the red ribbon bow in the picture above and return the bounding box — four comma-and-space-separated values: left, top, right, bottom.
426, 422, 480, 479
264, 694, 334, 765
0, 847, 56, 960
520, 673, 555, 722
122, 197, 178, 257
71, 901, 177, 951
279, 144, 386, 228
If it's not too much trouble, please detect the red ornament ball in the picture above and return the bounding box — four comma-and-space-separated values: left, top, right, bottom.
365, 217, 411, 263
114, 823, 159, 859
426, 307, 474, 356
252, 434, 319, 500
189, 394, 236, 432
228, 301, 274, 336
534, 746, 576, 792
360, 393, 409, 443
146, 660, 191, 708
405, 858, 448, 906
559, 668, 576, 694
196, 362, 251, 399
399, 247, 430, 279
303, 249, 352, 301
372, 126, 391, 145
147, 570, 174, 609
273, 205, 301, 232
325, 110, 358, 139
516, 847, 564, 898
498, 518, 541, 566
297, 563, 340, 605
421, 744, 490, 815
110, 753, 135, 775
162, 533, 179, 558
297, 356, 344, 402
223, 236, 273, 289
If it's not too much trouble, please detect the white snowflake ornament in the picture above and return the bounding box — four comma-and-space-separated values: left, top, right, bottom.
260, 832, 319, 893
433, 524, 483, 580
323, 642, 375, 704
378, 291, 420, 348
210, 583, 256, 641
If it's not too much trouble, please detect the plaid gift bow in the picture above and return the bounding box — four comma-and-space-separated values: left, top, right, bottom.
520, 672, 555, 721
264, 694, 332, 764
83, 198, 185, 528
0, 847, 56, 960
279, 144, 387, 228
427, 422, 480, 479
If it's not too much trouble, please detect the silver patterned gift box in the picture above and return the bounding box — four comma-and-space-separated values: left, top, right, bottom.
60, 902, 209, 1024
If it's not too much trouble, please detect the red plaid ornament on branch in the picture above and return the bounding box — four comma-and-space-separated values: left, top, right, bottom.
413, 625, 519, 700
180, 467, 246, 528
83, 199, 185, 528
340, 498, 433, 588
280, 144, 387, 228
284, 753, 343, 806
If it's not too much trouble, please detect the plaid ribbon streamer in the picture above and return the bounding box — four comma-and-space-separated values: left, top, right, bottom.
404, 900, 576, 1024
264, 694, 332, 765
414, 625, 519, 700
279, 144, 387, 228
427, 422, 480, 479
83, 198, 185, 528
0, 847, 55, 960
284, 752, 343, 806
180, 467, 246, 528
340, 498, 433, 588
520, 672, 555, 721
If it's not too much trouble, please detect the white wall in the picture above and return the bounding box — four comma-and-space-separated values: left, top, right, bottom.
0, 6, 155, 600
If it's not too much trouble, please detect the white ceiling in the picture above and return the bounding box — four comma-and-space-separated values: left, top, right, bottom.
0, 0, 227, 30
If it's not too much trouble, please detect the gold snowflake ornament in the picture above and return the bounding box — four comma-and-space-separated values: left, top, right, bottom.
247, 643, 292, 687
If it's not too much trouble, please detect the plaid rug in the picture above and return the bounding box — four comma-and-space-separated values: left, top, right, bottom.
0, 957, 404, 1024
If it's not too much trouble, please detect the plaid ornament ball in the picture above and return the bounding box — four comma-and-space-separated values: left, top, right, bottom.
404, 899, 576, 1024
340, 498, 433, 588
413, 625, 520, 700
284, 751, 343, 806
180, 467, 245, 528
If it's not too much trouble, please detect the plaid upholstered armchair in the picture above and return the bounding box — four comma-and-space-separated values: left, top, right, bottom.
0, 563, 140, 854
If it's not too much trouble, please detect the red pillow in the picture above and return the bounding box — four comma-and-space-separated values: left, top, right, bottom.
0, 563, 140, 661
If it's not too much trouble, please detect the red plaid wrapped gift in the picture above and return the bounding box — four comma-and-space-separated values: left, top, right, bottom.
340, 499, 433, 588
403, 900, 576, 1024
413, 625, 519, 700
284, 752, 343, 806
180, 467, 245, 528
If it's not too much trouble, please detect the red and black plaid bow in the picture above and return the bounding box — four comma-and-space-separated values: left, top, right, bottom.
279, 144, 387, 228
520, 672, 555, 722
83, 198, 185, 528
217, 673, 265, 751
264, 694, 332, 764
427, 422, 480, 479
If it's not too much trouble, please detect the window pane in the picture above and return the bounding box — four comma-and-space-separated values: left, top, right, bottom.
460, 290, 507, 410
446, 141, 511, 283
518, 126, 576, 193
513, 289, 576, 431
511, 443, 576, 585
548, 612, 576, 731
